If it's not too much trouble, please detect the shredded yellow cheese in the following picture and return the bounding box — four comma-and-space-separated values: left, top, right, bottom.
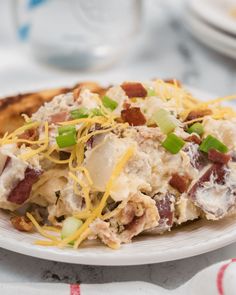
42, 226, 61, 233
58, 146, 134, 247
77, 166, 93, 186
60, 116, 108, 126
43, 154, 70, 164
183, 117, 206, 125
26, 212, 60, 242
7, 121, 40, 139
0, 122, 40, 146
73, 211, 91, 220
69, 172, 91, 211
34, 240, 59, 246
203, 94, 236, 106
20, 122, 49, 161
74, 228, 92, 248
102, 199, 127, 221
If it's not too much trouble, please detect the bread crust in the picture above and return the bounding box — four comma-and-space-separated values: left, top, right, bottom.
0, 82, 107, 135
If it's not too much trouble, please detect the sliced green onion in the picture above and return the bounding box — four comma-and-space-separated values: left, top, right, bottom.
70, 108, 89, 119
199, 135, 228, 153
147, 88, 156, 96
187, 122, 204, 136
152, 108, 177, 134
58, 125, 76, 135
56, 131, 77, 148
162, 133, 185, 154
102, 95, 118, 111
91, 108, 103, 117
61, 217, 83, 241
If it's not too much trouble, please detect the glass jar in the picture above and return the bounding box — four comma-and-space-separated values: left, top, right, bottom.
12, 0, 142, 70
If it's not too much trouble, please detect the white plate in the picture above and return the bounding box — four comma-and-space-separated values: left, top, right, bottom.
1, 85, 236, 266
188, 0, 236, 35
186, 9, 236, 59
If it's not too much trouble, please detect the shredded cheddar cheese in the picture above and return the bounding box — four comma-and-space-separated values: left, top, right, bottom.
69, 172, 91, 211
20, 122, 49, 160
26, 212, 60, 242
34, 240, 59, 246
58, 146, 134, 247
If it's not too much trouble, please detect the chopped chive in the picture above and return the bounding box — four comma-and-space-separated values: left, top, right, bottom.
147, 88, 156, 96
102, 95, 118, 111
152, 108, 177, 134
56, 131, 77, 148
187, 123, 204, 136
61, 217, 83, 242
91, 108, 103, 117
162, 133, 185, 154
70, 107, 89, 119
58, 125, 76, 135
199, 135, 228, 153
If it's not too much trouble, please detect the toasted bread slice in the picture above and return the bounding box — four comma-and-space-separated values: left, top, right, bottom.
0, 82, 107, 136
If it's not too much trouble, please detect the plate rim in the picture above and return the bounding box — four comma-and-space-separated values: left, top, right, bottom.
0, 215, 236, 265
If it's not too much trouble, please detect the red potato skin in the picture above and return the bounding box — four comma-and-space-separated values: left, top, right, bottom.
208, 149, 231, 165
155, 193, 174, 226
7, 168, 42, 205
188, 163, 226, 200
184, 144, 209, 170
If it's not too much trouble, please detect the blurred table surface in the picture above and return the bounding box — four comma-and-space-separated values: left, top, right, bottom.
1, 0, 236, 290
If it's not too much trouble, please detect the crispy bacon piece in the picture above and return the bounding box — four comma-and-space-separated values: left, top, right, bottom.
10, 216, 33, 232
8, 168, 42, 205
185, 109, 212, 122
50, 111, 68, 124
208, 149, 231, 165
121, 107, 146, 126
155, 193, 174, 227
169, 173, 191, 193
185, 134, 202, 145
122, 101, 131, 110
18, 128, 39, 147
189, 164, 226, 199
18, 128, 38, 141
164, 79, 182, 87
121, 82, 147, 98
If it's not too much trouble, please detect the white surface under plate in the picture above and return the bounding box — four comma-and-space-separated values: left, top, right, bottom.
0, 85, 236, 266
188, 0, 236, 35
